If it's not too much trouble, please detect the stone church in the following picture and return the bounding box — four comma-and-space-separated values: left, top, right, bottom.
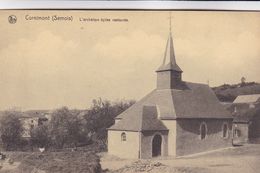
107, 28, 233, 159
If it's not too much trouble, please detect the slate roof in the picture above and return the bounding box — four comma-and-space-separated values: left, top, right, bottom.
108, 105, 168, 131
118, 82, 231, 119
233, 94, 260, 104
109, 82, 232, 131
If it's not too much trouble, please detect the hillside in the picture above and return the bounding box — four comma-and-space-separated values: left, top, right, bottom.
212, 82, 260, 102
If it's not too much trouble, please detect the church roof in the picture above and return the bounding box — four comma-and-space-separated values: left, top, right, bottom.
156, 32, 182, 72
108, 105, 168, 131
116, 82, 232, 120
109, 82, 232, 131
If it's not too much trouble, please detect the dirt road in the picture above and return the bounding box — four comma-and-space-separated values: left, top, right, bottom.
100, 144, 260, 173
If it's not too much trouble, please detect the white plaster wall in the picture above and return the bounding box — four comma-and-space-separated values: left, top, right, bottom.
161, 120, 177, 157
108, 130, 140, 159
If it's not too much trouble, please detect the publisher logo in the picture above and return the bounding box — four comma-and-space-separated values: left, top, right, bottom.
8, 15, 17, 24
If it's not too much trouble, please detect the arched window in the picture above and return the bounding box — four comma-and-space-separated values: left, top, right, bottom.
200, 122, 207, 140
121, 132, 126, 141
222, 123, 228, 138
234, 129, 241, 137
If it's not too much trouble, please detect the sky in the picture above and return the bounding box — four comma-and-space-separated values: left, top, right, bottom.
0, 10, 260, 110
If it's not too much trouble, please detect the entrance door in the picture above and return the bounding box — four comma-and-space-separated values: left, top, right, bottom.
152, 134, 162, 157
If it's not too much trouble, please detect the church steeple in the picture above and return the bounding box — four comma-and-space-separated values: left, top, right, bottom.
156, 32, 182, 73
156, 15, 183, 90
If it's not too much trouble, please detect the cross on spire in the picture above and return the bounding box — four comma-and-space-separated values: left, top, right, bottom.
169, 12, 172, 33
156, 12, 182, 73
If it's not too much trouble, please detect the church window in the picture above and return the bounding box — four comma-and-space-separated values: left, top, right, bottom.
222, 123, 228, 138
121, 132, 126, 141
200, 122, 207, 140
234, 129, 240, 137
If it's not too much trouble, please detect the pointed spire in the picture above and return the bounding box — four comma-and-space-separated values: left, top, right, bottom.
156, 14, 182, 72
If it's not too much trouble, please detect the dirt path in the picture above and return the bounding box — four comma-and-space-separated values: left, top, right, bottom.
100, 145, 260, 173
160, 156, 259, 173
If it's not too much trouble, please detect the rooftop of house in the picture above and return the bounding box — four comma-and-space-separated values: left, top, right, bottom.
233, 94, 260, 104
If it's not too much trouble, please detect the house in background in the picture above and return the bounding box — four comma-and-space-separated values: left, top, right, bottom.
19, 110, 51, 138
107, 28, 233, 159
231, 94, 260, 145
232, 94, 260, 112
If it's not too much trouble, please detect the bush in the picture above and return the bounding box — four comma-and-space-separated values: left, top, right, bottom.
30, 124, 50, 148
0, 111, 24, 150
49, 107, 89, 149
83, 98, 135, 149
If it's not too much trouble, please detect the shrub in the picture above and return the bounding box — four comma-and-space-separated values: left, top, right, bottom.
0, 111, 24, 150
30, 124, 50, 148
49, 107, 88, 149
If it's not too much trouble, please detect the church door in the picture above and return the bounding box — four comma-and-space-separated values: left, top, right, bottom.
152, 134, 162, 157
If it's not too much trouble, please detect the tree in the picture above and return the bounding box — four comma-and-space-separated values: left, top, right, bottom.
49, 107, 87, 149
30, 124, 50, 148
83, 98, 135, 147
0, 111, 24, 150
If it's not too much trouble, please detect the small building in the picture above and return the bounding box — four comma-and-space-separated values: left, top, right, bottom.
232, 94, 260, 145
20, 116, 40, 138
232, 94, 260, 112
107, 28, 233, 159
20, 110, 50, 138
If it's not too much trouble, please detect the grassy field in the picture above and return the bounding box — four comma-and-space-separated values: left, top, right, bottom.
0, 150, 101, 173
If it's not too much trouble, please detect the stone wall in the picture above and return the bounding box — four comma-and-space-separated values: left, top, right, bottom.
176, 119, 233, 156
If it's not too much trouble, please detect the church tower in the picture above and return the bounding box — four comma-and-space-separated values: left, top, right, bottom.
156, 18, 183, 90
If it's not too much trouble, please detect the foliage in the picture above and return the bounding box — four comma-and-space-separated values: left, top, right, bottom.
30, 124, 50, 148
0, 99, 134, 152
48, 107, 88, 149
0, 111, 24, 150
212, 81, 260, 102
83, 98, 135, 147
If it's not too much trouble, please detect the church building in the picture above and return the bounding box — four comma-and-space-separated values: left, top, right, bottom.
107, 26, 233, 159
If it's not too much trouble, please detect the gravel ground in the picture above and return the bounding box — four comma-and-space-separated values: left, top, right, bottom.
101, 144, 260, 173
